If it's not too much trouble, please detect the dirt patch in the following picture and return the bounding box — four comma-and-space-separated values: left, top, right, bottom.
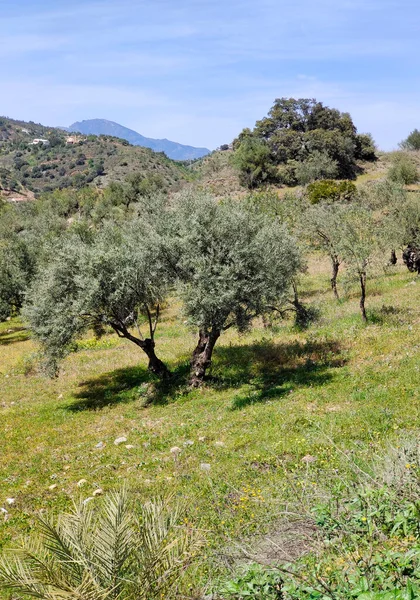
250, 518, 318, 565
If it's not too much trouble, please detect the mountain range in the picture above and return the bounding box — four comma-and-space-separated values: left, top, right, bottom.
62, 119, 210, 161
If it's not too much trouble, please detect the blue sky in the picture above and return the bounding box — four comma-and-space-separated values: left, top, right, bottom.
1, 0, 419, 150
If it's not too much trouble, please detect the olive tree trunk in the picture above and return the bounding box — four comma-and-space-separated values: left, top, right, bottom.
331, 256, 340, 300
359, 271, 367, 322
189, 327, 221, 387
389, 249, 397, 265
142, 338, 170, 377
111, 325, 170, 378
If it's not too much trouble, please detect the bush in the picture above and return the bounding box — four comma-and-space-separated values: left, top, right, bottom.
294, 150, 339, 184
306, 179, 357, 204
388, 154, 419, 185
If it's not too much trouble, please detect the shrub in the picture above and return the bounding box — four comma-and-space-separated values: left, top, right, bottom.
388, 154, 419, 185
306, 179, 357, 204
294, 150, 339, 184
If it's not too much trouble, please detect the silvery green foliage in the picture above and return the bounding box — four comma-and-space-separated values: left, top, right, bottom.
24, 220, 171, 376
170, 192, 301, 333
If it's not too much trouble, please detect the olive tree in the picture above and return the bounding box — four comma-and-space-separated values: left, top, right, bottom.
0, 205, 37, 321
301, 202, 347, 300
25, 220, 172, 377
169, 193, 301, 387
336, 205, 383, 322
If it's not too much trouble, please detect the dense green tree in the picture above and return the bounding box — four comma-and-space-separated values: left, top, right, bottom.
355, 133, 377, 161
233, 98, 376, 188
169, 193, 300, 386
231, 137, 278, 189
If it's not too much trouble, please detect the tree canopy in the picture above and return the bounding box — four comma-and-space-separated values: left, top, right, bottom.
233, 98, 377, 188
169, 192, 301, 385
25, 220, 172, 377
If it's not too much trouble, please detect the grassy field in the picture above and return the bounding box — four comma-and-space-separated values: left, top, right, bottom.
1, 256, 420, 591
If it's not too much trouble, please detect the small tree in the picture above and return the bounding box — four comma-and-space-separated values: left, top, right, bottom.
301, 203, 348, 299
336, 205, 382, 321
25, 221, 171, 377
399, 128, 420, 151
169, 193, 300, 386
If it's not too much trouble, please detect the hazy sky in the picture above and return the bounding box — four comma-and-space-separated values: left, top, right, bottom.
1, 0, 419, 150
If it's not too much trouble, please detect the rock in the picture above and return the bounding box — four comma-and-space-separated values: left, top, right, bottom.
63, 465, 70, 471
170, 446, 181, 455
0, 507, 8, 514
5, 498, 15, 505
48, 484, 58, 491
198, 436, 206, 442
301, 455, 316, 464
200, 463, 211, 472
114, 437, 127, 446
183, 440, 194, 447
92, 488, 103, 497
125, 444, 135, 449
77, 479, 88, 488
95, 441, 105, 449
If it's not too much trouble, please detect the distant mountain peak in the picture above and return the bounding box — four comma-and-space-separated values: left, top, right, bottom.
68, 119, 210, 161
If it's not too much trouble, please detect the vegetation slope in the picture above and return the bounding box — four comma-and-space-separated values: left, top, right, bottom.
0, 117, 190, 198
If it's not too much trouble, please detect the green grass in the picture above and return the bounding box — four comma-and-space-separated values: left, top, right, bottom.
1, 258, 420, 589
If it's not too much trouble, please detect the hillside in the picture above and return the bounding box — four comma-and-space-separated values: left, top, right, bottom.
0, 117, 189, 198
66, 119, 211, 161
2, 257, 420, 595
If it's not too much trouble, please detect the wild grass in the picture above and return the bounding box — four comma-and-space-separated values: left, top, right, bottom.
1, 256, 420, 593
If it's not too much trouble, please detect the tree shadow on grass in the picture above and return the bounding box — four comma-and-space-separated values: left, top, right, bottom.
65, 361, 190, 412
0, 327, 29, 345
210, 338, 346, 410
65, 338, 345, 413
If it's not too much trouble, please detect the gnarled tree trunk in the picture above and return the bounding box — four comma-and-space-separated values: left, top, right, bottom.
142, 338, 170, 378
110, 323, 170, 379
189, 327, 220, 387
